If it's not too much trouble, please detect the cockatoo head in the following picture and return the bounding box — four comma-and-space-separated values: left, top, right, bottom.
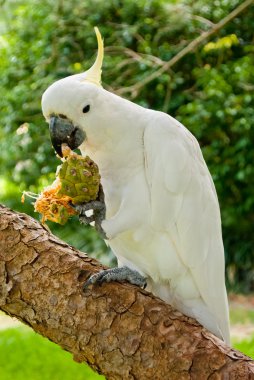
42, 27, 107, 156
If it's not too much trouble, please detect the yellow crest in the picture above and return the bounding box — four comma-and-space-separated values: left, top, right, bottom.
82, 27, 104, 86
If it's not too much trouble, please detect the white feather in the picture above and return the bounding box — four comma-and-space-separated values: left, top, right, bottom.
143, 112, 230, 344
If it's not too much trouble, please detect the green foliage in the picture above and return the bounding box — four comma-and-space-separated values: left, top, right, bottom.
0, 326, 104, 380
0, 0, 253, 290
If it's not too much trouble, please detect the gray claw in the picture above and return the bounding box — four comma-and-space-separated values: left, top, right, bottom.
83, 266, 147, 291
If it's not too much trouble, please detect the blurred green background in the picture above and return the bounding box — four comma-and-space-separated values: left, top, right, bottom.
0, 0, 253, 378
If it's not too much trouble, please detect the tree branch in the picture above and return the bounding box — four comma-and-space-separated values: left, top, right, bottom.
116, 0, 254, 98
0, 204, 254, 379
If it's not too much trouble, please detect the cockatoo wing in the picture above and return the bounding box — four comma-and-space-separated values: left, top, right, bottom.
144, 112, 230, 344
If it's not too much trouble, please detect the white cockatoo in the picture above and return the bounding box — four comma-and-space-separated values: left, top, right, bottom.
42, 28, 230, 344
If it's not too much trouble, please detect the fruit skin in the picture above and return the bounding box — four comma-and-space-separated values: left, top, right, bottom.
57, 155, 100, 204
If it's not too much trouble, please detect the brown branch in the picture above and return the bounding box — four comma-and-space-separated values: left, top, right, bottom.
0, 204, 254, 379
116, 0, 254, 98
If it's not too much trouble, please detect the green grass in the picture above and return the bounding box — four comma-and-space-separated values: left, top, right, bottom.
233, 337, 254, 359
0, 327, 104, 380
230, 305, 254, 359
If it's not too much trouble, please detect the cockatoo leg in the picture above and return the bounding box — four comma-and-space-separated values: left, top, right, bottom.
83, 266, 147, 290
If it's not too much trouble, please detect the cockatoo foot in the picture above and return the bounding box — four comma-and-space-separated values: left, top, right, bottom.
83, 266, 147, 290
73, 185, 107, 238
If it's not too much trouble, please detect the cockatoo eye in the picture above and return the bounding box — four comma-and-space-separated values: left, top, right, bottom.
82, 105, 90, 113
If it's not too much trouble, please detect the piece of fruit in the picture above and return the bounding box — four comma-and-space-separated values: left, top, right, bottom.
22, 144, 101, 225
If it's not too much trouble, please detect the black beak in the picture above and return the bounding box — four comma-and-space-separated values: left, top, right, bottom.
49, 116, 86, 157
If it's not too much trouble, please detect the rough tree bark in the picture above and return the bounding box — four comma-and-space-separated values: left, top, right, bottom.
0, 204, 253, 380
